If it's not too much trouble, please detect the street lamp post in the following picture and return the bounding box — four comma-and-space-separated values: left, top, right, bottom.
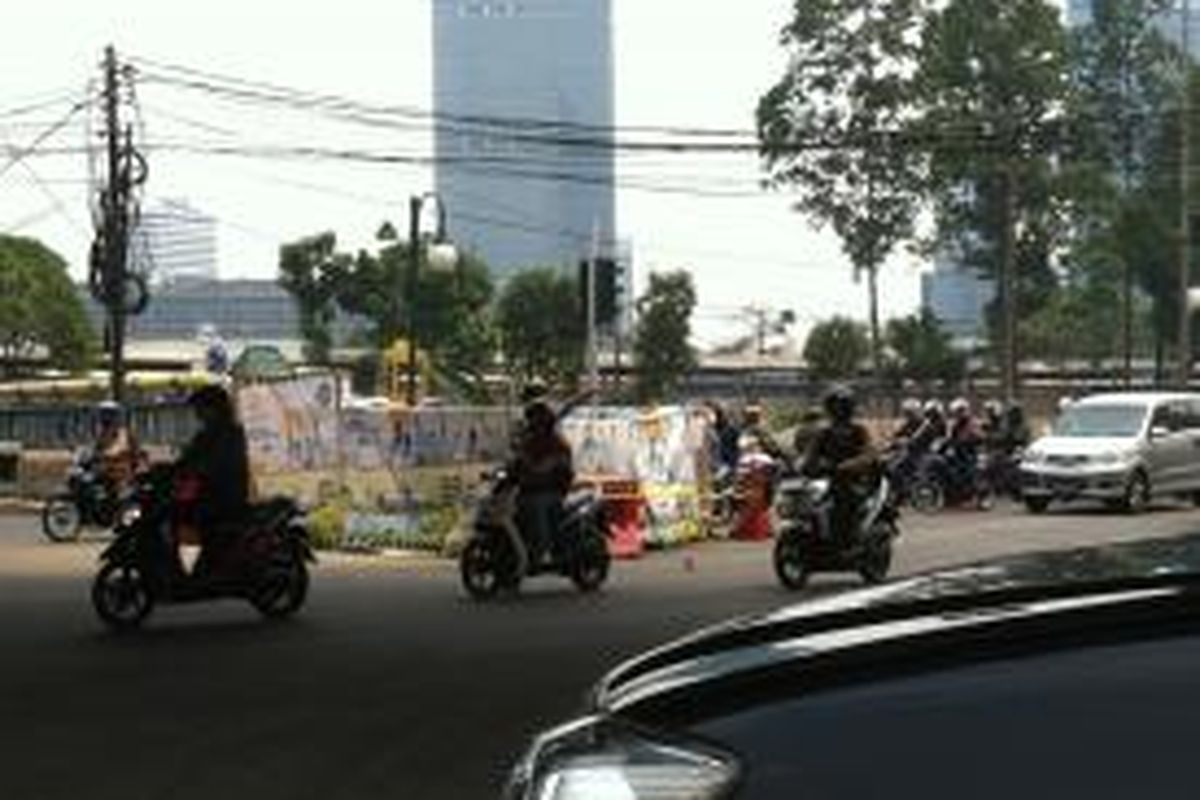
403, 193, 457, 406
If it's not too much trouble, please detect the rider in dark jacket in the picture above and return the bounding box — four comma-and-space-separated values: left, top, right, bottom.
177, 385, 251, 575
801, 386, 879, 542
514, 401, 574, 563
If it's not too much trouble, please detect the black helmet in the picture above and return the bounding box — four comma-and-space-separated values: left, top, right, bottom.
96, 400, 123, 425
823, 385, 856, 423
524, 400, 556, 432
520, 380, 549, 405
187, 384, 235, 424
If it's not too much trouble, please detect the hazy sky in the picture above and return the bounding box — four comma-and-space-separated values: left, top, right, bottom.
0, 0, 934, 348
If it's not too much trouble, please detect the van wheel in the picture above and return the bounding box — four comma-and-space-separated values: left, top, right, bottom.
1191, 491, 1200, 508
1121, 472, 1150, 515
1024, 496, 1051, 514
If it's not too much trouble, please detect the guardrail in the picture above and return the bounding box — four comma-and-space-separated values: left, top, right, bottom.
0, 404, 195, 450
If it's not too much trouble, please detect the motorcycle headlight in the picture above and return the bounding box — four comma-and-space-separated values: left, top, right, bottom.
506, 717, 738, 800
119, 505, 142, 527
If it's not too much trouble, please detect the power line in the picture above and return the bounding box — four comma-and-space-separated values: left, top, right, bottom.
0, 99, 90, 182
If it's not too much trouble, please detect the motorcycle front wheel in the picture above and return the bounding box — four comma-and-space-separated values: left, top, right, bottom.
773, 530, 811, 591
909, 480, 944, 515
460, 536, 518, 600
42, 495, 82, 542
92, 562, 154, 631
858, 524, 895, 585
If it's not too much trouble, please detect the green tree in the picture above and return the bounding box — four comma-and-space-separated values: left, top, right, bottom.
279, 232, 498, 399
496, 268, 584, 388
804, 316, 870, 381
278, 232, 345, 364
885, 310, 965, 387
914, 0, 1068, 401
0, 235, 93, 377
632, 271, 697, 402
758, 0, 924, 381
1065, 0, 1176, 378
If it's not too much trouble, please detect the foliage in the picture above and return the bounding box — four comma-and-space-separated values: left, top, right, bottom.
278, 232, 498, 399
496, 267, 585, 388
307, 503, 347, 551
758, 0, 924, 367
278, 232, 345, 365
885, 310, 965, 385
0, 235, 94, 377
632, 271, 698, 402
803, 316, 870, 380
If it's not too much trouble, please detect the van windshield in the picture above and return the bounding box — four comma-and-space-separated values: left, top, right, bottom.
1053, 405, 1147, 438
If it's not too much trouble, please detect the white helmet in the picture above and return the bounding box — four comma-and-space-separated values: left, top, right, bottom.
923, 399, 944, 417
949, 397, 971, 417
900, 398, 922, 417
1058, 396, 1076, 413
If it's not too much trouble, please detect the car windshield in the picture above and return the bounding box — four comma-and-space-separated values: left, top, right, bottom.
1053, 405, 1147, 438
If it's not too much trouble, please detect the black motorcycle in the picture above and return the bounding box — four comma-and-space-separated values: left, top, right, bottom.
459, 469, 611, 600
906, 447, 994, 514
42, 448, 136, 543
773, 468, 901, 591
91, 464, 315, 631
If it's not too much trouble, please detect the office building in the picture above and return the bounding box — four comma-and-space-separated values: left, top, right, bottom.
921, 251, 995, 348
433, 0, 616, 278
131, 199, 218, 287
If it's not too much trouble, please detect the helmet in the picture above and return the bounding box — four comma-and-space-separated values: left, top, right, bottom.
1058, 396, 1076, 413
983, 400, 1003, 418
743, 405, 764, 426
187, 385, 235, 424
923, 399, 945, 418
520, 380, 549, 405
900, 398, 922, 418
949, 397, 971, 417
96, 400, 122, 425
823, 385, 856, 423
524, 400, 556, 432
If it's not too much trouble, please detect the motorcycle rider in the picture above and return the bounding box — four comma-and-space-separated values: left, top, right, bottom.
887, 398, 925, 494
175, 385, 251, 578
513, 400, 574, 566
893, 399, 924, 443
92, 401, 143, 496
944, 397, 983, 499
800, 386, 879, 543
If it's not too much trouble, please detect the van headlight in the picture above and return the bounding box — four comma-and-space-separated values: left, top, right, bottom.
506, 716, 739, 800
1022, 450, 1046, 466
1094, 451, 1136, 466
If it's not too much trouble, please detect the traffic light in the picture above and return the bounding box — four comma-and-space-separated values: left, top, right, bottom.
578, 258, 621, 329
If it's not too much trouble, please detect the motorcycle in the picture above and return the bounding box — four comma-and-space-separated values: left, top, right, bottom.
906, 446, 994, 514
772, 469, 901, 591
459, 469, 611, 600
42, 448, 138, 543
90, 463, 315, 631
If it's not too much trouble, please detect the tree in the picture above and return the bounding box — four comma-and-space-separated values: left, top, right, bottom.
633, 271, 697, 402
758, 0, 924, 383
804, 316, 870, 381
278, 232, 345, 364
1065, 0, 1176, 380
885, 310, 965, 387
279, 232, 498, 399
914, 0, 1068, 401
0, 235, 93, 377
496, 268, 584, 388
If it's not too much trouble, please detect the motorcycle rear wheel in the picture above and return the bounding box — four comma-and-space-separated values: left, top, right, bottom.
858, 526, 895, 585
92, 562, 154, 631
252, 558, 310, 619
42, 495, 81, 543
570, 532, 610, 593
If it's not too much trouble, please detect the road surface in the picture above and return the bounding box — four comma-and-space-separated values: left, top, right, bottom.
1, 501, 1197, 800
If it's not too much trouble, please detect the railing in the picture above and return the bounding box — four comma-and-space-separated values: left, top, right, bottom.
0, 404, 195, 450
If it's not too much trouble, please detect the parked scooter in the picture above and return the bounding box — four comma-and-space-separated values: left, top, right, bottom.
459, 468, 611, 600
772, 470, 901, 591
42, 448, 138, 543
90, 464, 314, 630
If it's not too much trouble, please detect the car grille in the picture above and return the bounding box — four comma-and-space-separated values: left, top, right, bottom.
1046, 454, 1090, 467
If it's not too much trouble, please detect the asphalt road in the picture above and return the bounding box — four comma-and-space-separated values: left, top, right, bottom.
2, 501, 1199, 800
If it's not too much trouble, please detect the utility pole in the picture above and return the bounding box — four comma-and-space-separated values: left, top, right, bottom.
93, 45, 141, 404
1180, 0, 1193, 388
406, 195, 422, 406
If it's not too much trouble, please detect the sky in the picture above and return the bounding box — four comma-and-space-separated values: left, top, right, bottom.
0, 0, 932, 350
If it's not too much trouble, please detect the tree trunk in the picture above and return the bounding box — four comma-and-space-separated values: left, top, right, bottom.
867, 260, 882, 397
999, 162, 1018, 404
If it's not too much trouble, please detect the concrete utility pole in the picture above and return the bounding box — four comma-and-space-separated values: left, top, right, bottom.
98, 45, 136, 403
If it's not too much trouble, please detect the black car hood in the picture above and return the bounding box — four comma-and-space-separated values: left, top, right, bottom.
596, 533, 1200, 718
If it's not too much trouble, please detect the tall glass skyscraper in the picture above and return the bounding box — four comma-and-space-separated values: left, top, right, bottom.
433, 0, 616, 277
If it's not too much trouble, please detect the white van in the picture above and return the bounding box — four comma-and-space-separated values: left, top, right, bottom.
1020, 393, 1200, 514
